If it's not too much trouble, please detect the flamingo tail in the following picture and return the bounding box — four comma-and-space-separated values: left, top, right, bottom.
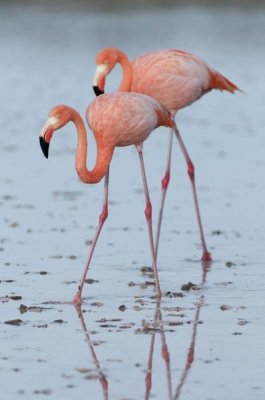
209, 69, 242, 93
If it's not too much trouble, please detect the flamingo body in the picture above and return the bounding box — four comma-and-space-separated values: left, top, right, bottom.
94, 48, 239, 115
40, 92, 173, 185
86, 92, 173, 148
39, 92, 173, 303
93, 48, 240, 263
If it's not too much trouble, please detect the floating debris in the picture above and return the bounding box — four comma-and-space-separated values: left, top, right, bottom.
220, 304, 233, 311
211, 230, 224, 235
140, 266, 153, 274
9, 295, 22, 301
119, 322, 135, 329
33, 324, 48, 329
5, 319, 24, 326
96, 318, 122, 323
167, 321, 184, 326
33, 389, 52, 395
238, 320, 250, 326
24, 271, 48, 275
91, 302, 104, 307
19, 304, 52, 314
52, 319, 66, 324
181, 282, 199, 291
165, 291, 184, 298
85, 278, 99, 284
140, 281, 155, 289
226, 261, 237, 268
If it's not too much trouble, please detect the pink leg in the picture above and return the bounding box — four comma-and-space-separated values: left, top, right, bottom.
155, 129, 173, 259
137, 145, 161, 297
72, 171, 109, 305
173, 126, 212, 263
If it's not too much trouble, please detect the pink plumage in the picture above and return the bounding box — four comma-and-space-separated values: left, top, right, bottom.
39, 92, 174, 303
86, 92, 173, 148
93, 47, 240, 263
94, 48, 240, 114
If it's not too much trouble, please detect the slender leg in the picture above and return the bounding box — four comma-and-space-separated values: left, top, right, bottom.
173, 125, 212, 263
155, 129, 173, 259
72, 171, 110, 305
136, 145, 161, 297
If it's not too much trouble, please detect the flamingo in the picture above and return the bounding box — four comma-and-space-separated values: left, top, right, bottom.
93, 48, 241, 262
39, 92, 174, 304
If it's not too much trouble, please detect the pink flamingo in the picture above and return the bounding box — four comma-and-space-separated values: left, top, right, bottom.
39, 92, 174, 304
93, 48, 240, 262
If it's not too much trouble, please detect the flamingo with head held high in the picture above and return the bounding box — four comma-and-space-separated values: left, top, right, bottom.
93, 48, 241, 262
39, 92, 174, 304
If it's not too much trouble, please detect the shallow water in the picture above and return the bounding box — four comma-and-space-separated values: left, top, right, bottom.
1, 2, 265, 399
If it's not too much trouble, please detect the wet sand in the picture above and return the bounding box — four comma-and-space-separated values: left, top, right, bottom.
1, 2, 265, 399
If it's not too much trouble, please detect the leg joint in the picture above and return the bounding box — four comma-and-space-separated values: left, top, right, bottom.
162, 344, 170, 362
161, 170, 170, 190
99, 206, 108, 224
187, 160, 195, 180
145, 201, 152, 220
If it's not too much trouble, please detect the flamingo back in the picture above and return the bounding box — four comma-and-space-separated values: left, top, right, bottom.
131, 49, 212, 114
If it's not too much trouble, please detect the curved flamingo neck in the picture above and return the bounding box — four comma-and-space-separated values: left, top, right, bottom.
70, 109, 113, 184
115, 50, 133, 92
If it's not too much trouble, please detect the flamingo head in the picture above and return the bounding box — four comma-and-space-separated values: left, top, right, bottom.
39, 105, 72, 158
93, 48, 119, 96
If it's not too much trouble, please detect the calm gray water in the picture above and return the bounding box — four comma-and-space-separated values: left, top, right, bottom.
1, 2, 265, 399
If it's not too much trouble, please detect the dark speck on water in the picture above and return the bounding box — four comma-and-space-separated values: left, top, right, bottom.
220, 304, 233, 311
181, 282, 199, 291
165, 291, 184, 298
5, 319, 24, 326
9, 295, 22, 301
226, 261, 237, 267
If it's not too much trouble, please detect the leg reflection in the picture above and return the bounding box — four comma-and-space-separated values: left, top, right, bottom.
144, 264, 210, 400
174, 265, 210, 400
75, 305, 108, 400
144, 298, 173, 400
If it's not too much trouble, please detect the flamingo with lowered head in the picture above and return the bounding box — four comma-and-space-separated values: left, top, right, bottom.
93, 48, 241, 262
39, 92, 174, 304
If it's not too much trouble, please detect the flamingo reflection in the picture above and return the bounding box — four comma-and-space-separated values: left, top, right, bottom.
174, 265, 209, 399
144, 298, 173, 400
74, 264, 209, 400
75, 305, 109, 400
144, 264, 210, 400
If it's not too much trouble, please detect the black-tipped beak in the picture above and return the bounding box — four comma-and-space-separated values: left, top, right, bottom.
39, 136, 50, 159
93, 86, 104, 96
